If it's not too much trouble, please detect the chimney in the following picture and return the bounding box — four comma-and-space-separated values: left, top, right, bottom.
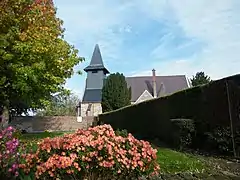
152, 69, 157, 98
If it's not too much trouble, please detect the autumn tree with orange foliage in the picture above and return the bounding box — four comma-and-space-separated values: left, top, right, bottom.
0, 0, 83, 118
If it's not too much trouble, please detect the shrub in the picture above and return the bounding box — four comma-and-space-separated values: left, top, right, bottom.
115, 129, 128, 138
0, 126, 20, 178
19, 125, 160, 180
205, 126, 234, 155
13, 129, 23, 139
170, 119, 195, 150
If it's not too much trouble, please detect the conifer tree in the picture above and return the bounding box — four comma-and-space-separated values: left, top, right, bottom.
191, 72, 211, 86
102, 73, 131, 112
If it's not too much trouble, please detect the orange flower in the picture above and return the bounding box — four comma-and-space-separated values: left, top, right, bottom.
20, 125, 159, 179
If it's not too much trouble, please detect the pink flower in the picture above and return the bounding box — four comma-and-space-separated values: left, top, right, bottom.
17, 125, 159, 179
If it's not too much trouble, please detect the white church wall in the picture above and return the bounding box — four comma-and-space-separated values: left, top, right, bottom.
81, 103, 102, 117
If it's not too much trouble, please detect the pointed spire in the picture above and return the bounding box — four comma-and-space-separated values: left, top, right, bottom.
89, 44, 104, 66
84, 44, 109, 74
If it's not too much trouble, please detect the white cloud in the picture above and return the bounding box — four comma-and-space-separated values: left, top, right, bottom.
54, 0, 134, 95
54, 0, 131, 61
134, 0, 240, 79
55, 0, 240, 94
119, 25, 132, 33
129, 59, 196, 77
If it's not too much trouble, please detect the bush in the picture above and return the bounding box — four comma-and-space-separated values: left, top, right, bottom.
99, 74, 240, 156
13, 128, 23, 139
0, 126, 20, 178
170, 119, 195, 150
115, 129, 128, 138
19, 125, 160, 180
205, 126, 234, 155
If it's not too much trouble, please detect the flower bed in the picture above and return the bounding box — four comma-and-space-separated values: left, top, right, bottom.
0, 126, 20, 178
17, 124, 159, 179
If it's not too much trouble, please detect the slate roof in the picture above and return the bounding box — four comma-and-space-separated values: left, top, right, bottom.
82, 89, 102, 103
84, 44, 110, 74
82, 75, 189, 103
126, 75, 189, 102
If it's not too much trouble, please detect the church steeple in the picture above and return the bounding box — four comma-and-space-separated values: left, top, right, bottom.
82, 44, 110, 103
84, 44, 109, 74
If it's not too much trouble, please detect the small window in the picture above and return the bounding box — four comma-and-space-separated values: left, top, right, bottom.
92, 70, 98, 73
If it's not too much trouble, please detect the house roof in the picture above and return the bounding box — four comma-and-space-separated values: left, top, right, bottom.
84, 44, 110, 74
126, 75, 189, 102
82, 89, 102, 103
82, 75, 189, 103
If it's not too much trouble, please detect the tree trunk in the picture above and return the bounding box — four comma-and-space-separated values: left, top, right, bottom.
0, 105, 10, 129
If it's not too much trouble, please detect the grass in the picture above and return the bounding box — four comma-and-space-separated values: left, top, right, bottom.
156, 147, 206, 174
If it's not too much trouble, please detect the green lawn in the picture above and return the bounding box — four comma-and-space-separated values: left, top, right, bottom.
156, 148, 206, 174
19, 132, 208, 174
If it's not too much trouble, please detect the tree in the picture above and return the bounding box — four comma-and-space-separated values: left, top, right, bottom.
102, 73, 131, 112
36, 91, 80, 116
0, 0, 83, 118
190, 72, 212, 87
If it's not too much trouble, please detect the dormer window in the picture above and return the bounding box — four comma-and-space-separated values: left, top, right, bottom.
92, 70, 98, 73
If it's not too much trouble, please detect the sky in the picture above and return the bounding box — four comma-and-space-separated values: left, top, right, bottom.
53, 0, 240, 99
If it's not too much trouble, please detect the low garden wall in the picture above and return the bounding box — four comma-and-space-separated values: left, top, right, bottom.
9, 116, 95, 132
98, 74, 240, 157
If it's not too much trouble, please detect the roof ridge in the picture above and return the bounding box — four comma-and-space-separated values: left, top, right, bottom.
126, 75, 186, 78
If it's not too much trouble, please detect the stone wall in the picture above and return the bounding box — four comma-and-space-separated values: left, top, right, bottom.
9, 116, 95, 132
81, 103, 102, 117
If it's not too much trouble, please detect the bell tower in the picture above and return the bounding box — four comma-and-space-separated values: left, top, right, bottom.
82, 44, 110, 103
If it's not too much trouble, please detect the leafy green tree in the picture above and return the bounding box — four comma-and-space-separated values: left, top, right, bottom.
102, 73, 131, 112
190, 72, 212, 86
0, 0, 83, 118
36, 91, 79, 116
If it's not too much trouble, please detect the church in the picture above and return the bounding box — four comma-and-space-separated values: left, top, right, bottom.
80, 44, 190, 117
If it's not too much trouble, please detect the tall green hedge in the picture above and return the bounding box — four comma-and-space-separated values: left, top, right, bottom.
98, 74, 240, 156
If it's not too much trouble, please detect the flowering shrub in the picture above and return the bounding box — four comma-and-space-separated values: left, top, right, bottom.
0, 126, 20, 178
115, 128, 128, 138
19, 125, 160, 179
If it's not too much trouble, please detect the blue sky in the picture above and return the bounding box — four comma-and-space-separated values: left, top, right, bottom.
53, 0, 240, 98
